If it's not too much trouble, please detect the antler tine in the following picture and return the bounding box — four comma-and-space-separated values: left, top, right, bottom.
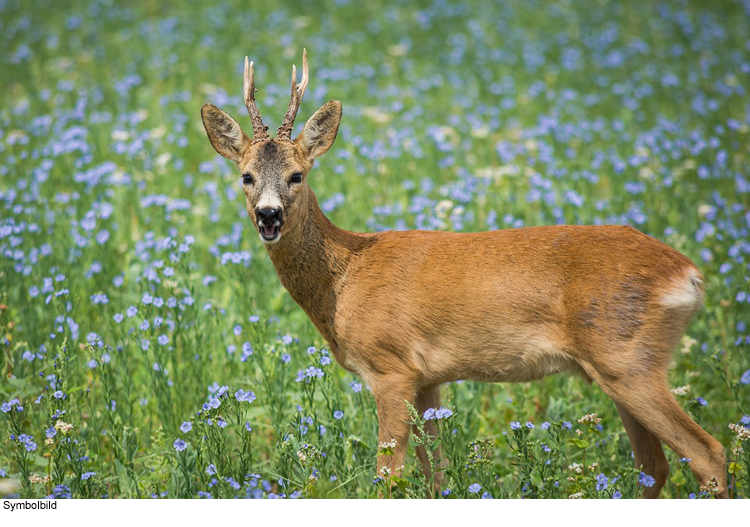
277, 49, 309, 140
243, 56, 269, 142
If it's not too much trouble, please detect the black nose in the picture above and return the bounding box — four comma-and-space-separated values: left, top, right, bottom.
255, 207, 283, 225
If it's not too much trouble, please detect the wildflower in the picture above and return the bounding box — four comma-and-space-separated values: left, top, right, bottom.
671, 385, 690, 396
525, 421, 534, 429
729, 423, 750, 442
244, 422, 253, 432
54, 420, 74, 434
350, 381, 362, 393
699, 477, 720, 495
612, 491, 622, 499
307, 346, 316, 354
180, 422, 192, 433
468, 483, 481, 494
197, 491, 212, 499
334, 410, 344, 420
481, 492, 493, 499
173, 439, 188, 452
248, 315, 259, 323
435, 406, 453, 419
113, 313, 124, 323
569, 492, 583, 499
206, 464, 216, 475
695, 397, 708, 406
578, 413, 601, 425
127, 306, 138, 317
568, 463, 583, 474
81, 472, 96, 480
53, 390, 66, 399
562, 421, 573, 430
45, 427, 57, 438
235, 389, 256, 403
638, 472, 655, 487
281, 353, 291, 363
510, 421, 521, 430
157, 335, 169, 346
320, 356, 331, 365
442, 489, 452, 497
233, 325, 242, 336
423, 408, 436, 420
595, 473, 609, 491
740, 369, 750, 385
541, 422, 550, 430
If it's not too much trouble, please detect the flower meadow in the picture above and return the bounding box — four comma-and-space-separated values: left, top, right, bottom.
1, 0, 750, 500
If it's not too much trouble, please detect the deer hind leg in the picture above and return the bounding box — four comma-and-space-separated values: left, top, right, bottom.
591, 370, 727, 498
615, 402, 670, 498
413, 384, 444, 496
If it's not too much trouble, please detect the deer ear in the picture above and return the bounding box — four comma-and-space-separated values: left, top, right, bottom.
201, 104, 250, 162
296, 100, 342, 160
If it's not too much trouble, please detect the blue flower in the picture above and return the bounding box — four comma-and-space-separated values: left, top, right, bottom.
562, 421, 573, 431
127, 306, 138, 317
638, 472, 655, 487
612, 491, 622, 499
53, 390, 65, 399
281, 353, 291, 363
435, 406, 453, 419
510, 421, 521, 430
350, 381, 362, 393
173, 439, 188, 452
81, 471, 96, 480
526, 421, 534, 429
740, 369, 750, 385
441, 488, 452, 496
595, 473, 609, 491
180, 422, 192, 433
334, 410, 344, 420
235, 389, 256, 403
481, 492, 493, 499
206, 464, 216, 475
245, 422, 253, 432
540, 422, 550, 430
423, 408, 436, 420
468, 483, 481, 494
46, 427, 57, 438
695, 397, 708, 406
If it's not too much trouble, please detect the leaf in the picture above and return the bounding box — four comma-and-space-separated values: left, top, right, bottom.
567, 438, 590, 449
728, 462, 742, 475
670, 470, 686, 486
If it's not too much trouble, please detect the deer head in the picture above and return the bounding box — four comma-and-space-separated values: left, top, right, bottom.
201, 50, 342, 245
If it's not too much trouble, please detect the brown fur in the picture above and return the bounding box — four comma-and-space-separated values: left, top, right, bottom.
200, 56, 727, 498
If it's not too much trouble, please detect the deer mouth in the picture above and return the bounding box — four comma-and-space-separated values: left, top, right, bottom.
259, 224, 280, 242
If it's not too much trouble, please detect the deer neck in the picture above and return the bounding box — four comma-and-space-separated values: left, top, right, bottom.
265, 189, 365, 348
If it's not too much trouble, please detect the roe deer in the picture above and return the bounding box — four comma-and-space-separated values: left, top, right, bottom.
200, 50, 727, 498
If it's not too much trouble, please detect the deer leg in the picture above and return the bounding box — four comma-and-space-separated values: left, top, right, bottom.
413, 384, 443, 496
594, 372, 727, 498
372, 376, 416, 483
615, 402, 670, 498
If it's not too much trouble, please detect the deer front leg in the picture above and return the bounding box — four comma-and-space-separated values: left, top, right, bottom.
372, 376, 416, 485
414, 384, 444, 496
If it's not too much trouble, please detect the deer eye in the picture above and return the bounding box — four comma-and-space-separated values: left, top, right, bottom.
242, 173, 254, 185
290, 172, 303, 184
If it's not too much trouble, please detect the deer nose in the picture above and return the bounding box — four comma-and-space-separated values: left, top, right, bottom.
256, 207, 283, 225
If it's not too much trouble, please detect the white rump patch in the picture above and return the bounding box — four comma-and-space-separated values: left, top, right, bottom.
660, 268, 704, 310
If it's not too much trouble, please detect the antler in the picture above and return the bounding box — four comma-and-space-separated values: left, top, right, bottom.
244, 56, 270, 143
276, 49, 309, 141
